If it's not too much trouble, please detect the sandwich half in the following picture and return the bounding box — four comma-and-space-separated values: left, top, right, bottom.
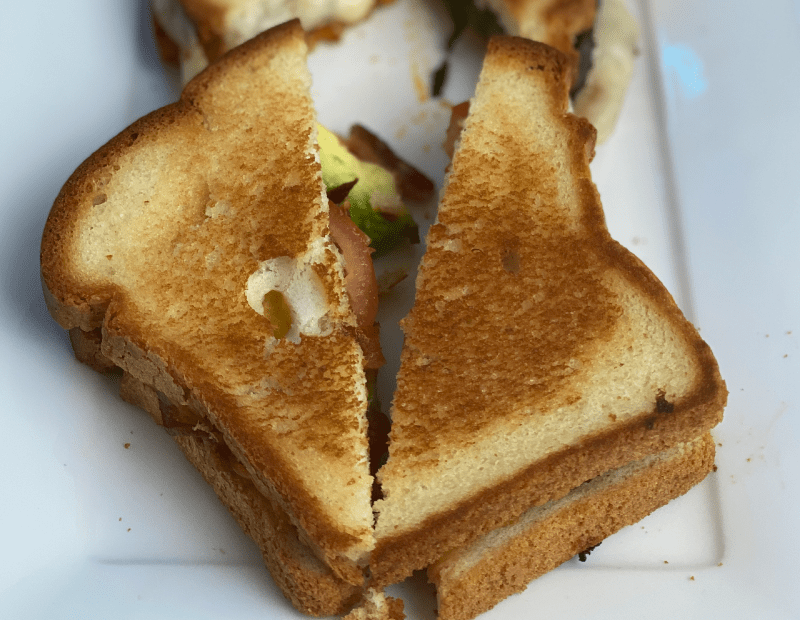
41, 20, 375, 615
429, 433, 716, 620
371, 36, 726, 587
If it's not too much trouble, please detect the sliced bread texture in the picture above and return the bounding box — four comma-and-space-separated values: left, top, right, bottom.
371, 36, 726, 586
428, 433, 716, 620
41, 20, 375, 593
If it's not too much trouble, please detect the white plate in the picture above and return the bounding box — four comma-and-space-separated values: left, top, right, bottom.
1, 0, 798, 618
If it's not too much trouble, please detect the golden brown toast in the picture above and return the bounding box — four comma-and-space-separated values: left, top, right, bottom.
428, 434, 716, 620
112, 367, 362, 616
370, 36, 726, 586
40, 20, 375, 593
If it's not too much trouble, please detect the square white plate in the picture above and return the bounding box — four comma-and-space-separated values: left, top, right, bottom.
1, 0, 798, 618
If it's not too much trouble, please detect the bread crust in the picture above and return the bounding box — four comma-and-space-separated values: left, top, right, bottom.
371, 37, 725, 586
371, 388, 722, 586
173, 430, 363, 616
72, 337, 362, 615
428, 434, 716, 620
41, 20, 374, 588
178, 0, 230, 62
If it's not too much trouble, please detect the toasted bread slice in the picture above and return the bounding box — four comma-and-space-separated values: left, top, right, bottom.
41, 20, 374, 588
429, 433, 716, 620
151, 0, 382, 82
371, 37, 726, 586
113, 368, 361, 616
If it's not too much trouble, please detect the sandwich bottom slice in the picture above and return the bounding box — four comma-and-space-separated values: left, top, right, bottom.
117, 369, 363, 616
427, 433, 716, 620
122, 362, 407, 620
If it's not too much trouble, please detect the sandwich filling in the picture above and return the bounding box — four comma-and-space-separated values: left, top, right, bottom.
243, 121, 429, 368
318, 125, 419, 258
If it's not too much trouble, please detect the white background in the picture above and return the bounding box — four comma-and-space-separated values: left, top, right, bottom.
0, 0, 797, 618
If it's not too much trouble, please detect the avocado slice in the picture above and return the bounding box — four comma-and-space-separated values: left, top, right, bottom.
318, 124, 418, 257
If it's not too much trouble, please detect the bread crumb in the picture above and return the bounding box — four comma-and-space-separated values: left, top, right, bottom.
663, 560, 668, 564
718, 562, 723, 567
689, 576, 695, 581
124, 443, 131, 449
577, 543, 600, 562
127, 528, 131, 532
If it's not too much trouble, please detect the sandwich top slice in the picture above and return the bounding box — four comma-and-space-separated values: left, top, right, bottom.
371, 36, 726, 586
40, 20, 375, 587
